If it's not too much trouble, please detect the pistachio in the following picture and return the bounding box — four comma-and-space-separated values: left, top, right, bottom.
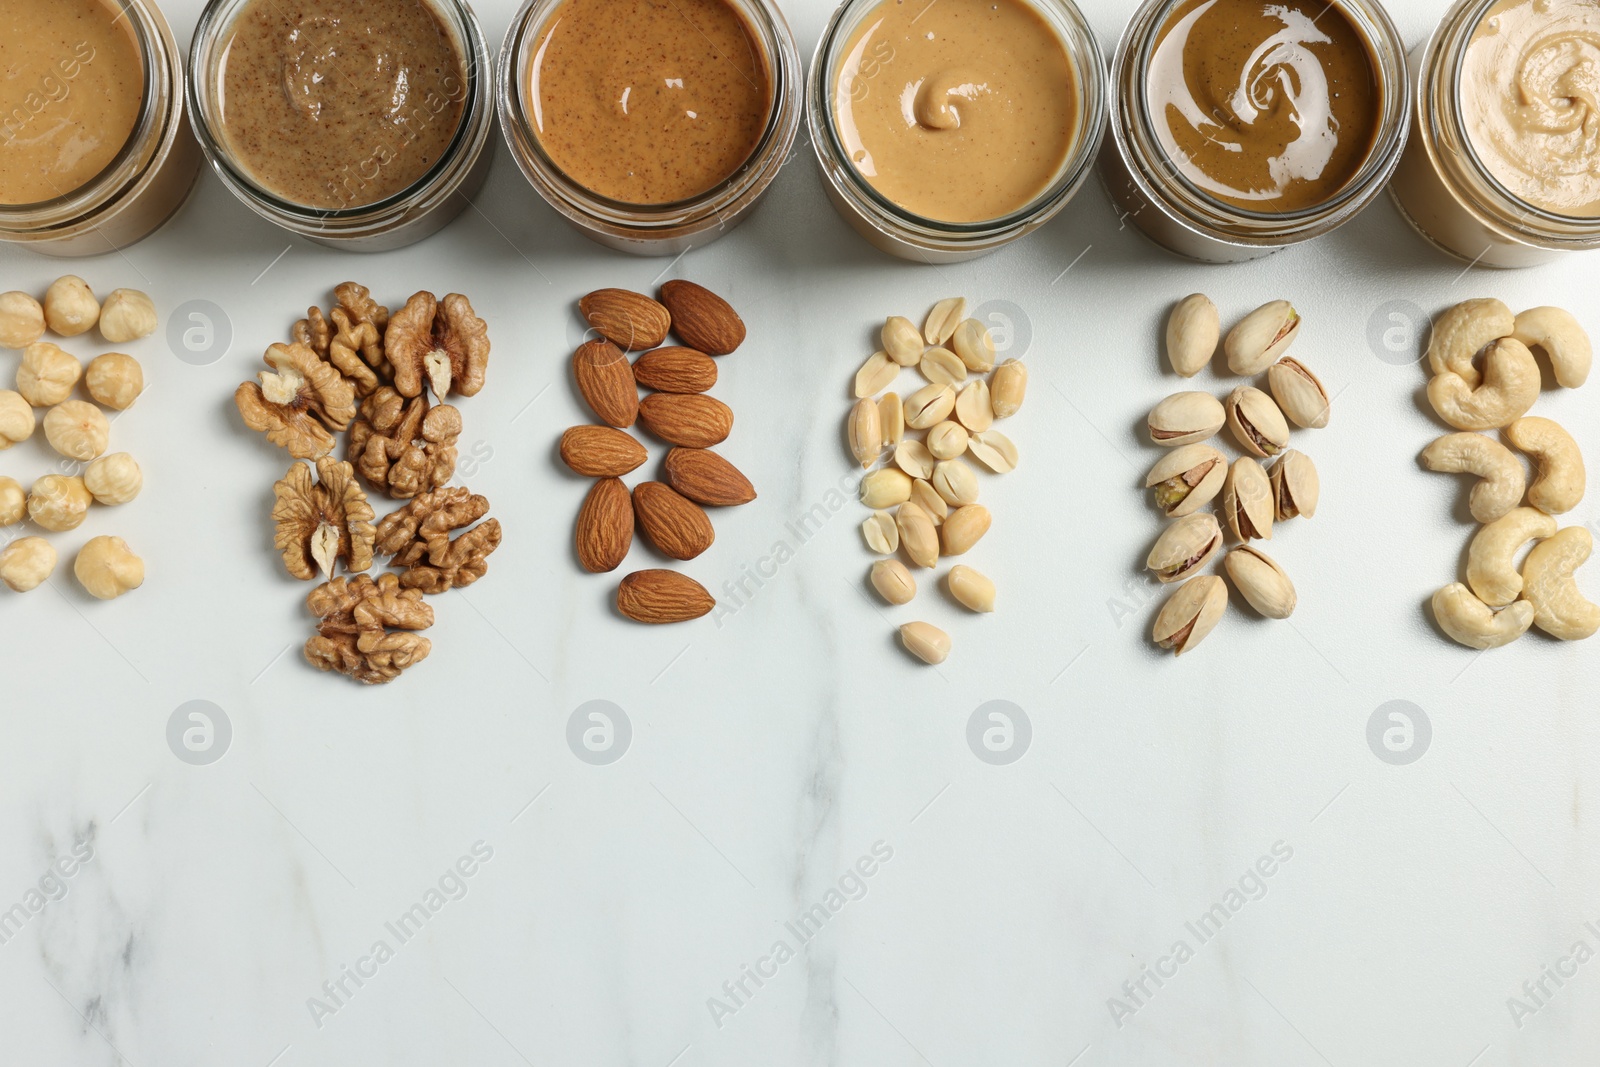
990, 359, 1027, 418
848, 397, 884, 468
951, 319, 995, 372
855, 352, 898, 398
861, 468, 913, 509
872, 559, 917, 605
1146, 512, 1222, 582
1148, 391, 1226, 447
955, 380, 993, 432
1166, 294, 1219, 377
1144, 444, 1226, 517
1223, 545, 1296, 619
1225, 300, 1300, 375
904, 383, 955, 429
1153, 576, 1227, 655
862, 511, 899, 554
1221, 457, 1274, 541
942, 505, 991, 555
896, 500, 940, 568
879, 392, 904, 447
920, 347, 967, 386
1269, 450, 1319, 521
924, 298, 966, 347
1267, 356, 1330, 429
895, 439, 936, 480
900, 621, 951, 665
883, 316, 924, 366
931, 458, 979, 506
910, 478, 949, 525
967, 430, 1018, 473
947, 565, 995, 612
926, 420, 969, 460
1224, 386, 1289, 458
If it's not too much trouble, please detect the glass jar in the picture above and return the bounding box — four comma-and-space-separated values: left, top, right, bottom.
0, 0, 201, 257
808, 0, 1107, 264
497, 0, 802, 256
187, 0, 496, 253
1390, 0, 1600, 268
1100, 0, 1411, 263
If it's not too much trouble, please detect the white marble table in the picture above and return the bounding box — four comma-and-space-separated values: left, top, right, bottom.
3, 0, 1598, 1063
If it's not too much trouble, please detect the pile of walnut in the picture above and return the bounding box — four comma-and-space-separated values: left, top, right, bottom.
1420, 299, 1598, 648
562, 281, 754, 624
234, 283, 501, 684
2, 277, 150, 601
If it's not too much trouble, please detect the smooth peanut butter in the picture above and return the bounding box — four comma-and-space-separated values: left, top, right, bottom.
528, 0, 773, 205
0, 0, 144, 206
1147, 0, 1381, 212
832, 0, 1079, 224
1462, 0, 1600, 218
215, 0, 468, 210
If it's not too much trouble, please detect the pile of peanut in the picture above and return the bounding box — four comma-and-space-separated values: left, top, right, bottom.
848, 298, 1026, 666
1, 277, 150, 600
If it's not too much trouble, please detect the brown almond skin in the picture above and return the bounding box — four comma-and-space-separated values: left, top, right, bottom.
560, 425, 648, 478
663, 447, 756, 506
637, 393, 732, 448
573, 340, 639, 428
576, 477, 633, 573
632, 347, 718, 393
633, 482, 714, 560
617, 569, 715, 623
660, 280, 745, 356
579, 289, 671, 351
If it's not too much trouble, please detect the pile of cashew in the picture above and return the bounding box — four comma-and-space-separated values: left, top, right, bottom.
1421, 299, 1596, 648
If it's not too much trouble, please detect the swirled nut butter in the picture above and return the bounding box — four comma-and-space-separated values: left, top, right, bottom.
527, 0, 774, 205
214, 0, 469, 210
1461, 0, 1600, 218
831, 0, 1080, 224
0, 0, 145, 206
1147, 0, 1382, 211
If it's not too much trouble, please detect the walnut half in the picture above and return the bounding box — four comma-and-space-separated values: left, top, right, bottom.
294, 282, 392, 398
273, 458, 376, 580
374, 486, 502, 594
235, 343, 358, 458
304, 573, 433, 685
386, 292, 489, 400
347, 386, 462, 499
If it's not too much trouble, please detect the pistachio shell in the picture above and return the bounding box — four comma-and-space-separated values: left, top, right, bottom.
1145, 444, 1226, 517
1267, 356, 1330, 429
1166, 294, 1219, 377
1224, 386, 1289, 458
1149, 391, 1226, 447
1269, 450, 1319, 520
1153, 576, 1227, 654
1224, 546, 1296, 619
1225, 300, 1300, 375
1222, 457, 1274, 541
1146, 513, 1222, 583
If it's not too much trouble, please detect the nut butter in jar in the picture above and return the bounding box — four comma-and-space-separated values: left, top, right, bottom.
809, 0, 1107, 263
188, 0, 496, 251
1392, 0, 1600, 267
498, 0, 801, 255
1102, 0, 1411, 263
0, 0, 202, 256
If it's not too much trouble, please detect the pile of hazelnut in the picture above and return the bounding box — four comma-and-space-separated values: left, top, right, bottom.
233, 283, 501, 685
1, 277, 151, 601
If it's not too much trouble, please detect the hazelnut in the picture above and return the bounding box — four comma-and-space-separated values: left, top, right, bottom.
17, 342, 82, 407
84, 453, 142, 505
0, 537, 58, 593
43, 400, 110, 461
0, 389, 36, 448
0, 291, 45, 349
43, 275, 100, 337
85, 353, 144, 410
0, 476, 25, 526
28, 475, 92, 532
98, 289, 157, 344
74, 535, 144, 600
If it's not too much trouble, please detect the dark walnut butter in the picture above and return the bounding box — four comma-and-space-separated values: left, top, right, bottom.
1146, 0, 1381, 212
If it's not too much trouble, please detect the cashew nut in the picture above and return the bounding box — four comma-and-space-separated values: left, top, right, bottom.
1432, 583, 1535, 649
1467, 506, 1557, 606
1420, 432, 1526, 523
1427, 337, 1540, 430
1427, 298, 1513, 387
1512, 306, 1591, 389
1521, 527, 1600, 641
1505, 417, 1585, 515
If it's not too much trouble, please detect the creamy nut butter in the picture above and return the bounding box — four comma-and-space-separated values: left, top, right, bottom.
528, 0, 772, 205
215, 0, 469, 210
0, 0, 146, 206
831, 0, 1079, 224
1146, 0, 1381, 211
1461, 0, 1600, 217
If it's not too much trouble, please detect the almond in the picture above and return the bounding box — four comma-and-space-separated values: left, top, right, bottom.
637, 393, 732, 448
633, 481, 715, 560
663, 447, 756, 506
632, 347, 718, 393
560, 425, 648, 478
579, 289, 671, 351
576, 477, 633, 573
617, 569, 715, 624
573, 340, 639, 428
660, 280, 745, 356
